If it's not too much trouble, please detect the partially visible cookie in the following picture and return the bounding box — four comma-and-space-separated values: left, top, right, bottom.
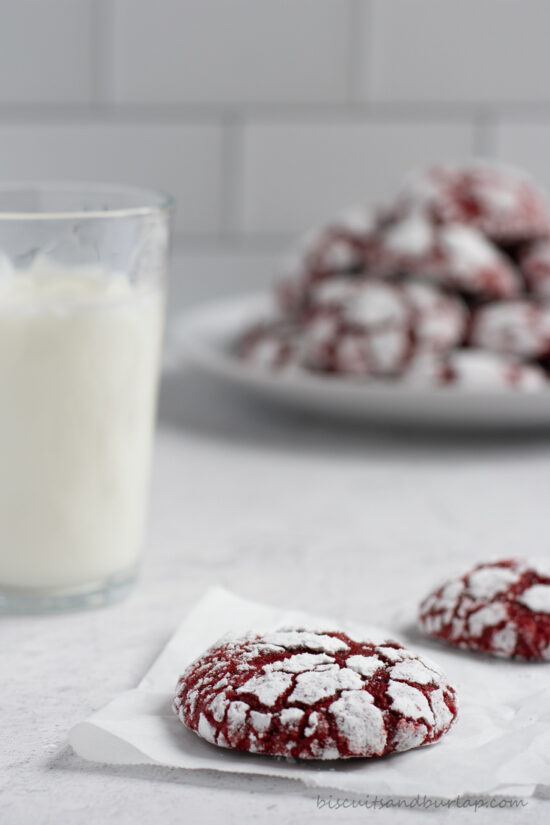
238, 320, 299, 371
471, 300, 550, 359
373, 212, 521, 299
276, 207, 380, 313
173, 628, 457, 760
398, 162, 550, 243
419, 559, 550, 660
520, 240, 550, 298
406, 349, 547, 391
301, 276, 466, 377
301, 278, 413, 377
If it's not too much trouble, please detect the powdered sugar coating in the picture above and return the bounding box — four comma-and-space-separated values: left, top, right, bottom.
301, 276, 466, 378
471, 300, 550, 359
276, 208, 381, 313
517, 585, 550, 613
419, 559, 550, 660
237, 672, 292, 706
406, 349, 547, 391
238, 320, 300, 371
173, 628, 457, 760
404, 280, 467, 353
398, 162, 550, 243
384, 209, 433, 257
440, 224, 508, 290
262, 630, 349, 653
373, 212, 521, 299
467, 566, 520, 600
237, 159, 550, 390
302, 278, 411, 377
387, 680, 434, 725
329, 691, 386, 756
468, 603, 508, 637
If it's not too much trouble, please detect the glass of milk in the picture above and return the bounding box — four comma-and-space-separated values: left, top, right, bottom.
0, 182, 172, 612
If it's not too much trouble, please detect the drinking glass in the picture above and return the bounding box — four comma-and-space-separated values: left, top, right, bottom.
0, 182, 173, 611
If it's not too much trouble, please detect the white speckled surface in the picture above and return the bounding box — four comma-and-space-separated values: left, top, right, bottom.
3, 369, 550, 824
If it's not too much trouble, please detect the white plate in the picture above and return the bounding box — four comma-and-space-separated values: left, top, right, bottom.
169, 293, 550, 428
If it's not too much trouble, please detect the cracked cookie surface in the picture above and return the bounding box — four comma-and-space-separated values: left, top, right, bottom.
419, 559, 550, 660
173, 628, 457, 759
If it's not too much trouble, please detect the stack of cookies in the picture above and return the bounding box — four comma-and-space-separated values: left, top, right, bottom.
239, 162, 550, 390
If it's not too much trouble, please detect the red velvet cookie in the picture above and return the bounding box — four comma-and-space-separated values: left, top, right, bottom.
373, 211, 521, 299
471, 300, 550, 359
404, 280, 468, 352
279, 207, 520, 307
301, 276, 466, 377
173, 629, 457, 759
406, 349, 547, 390
238, 320, 299, 371
519, 240, 550, 298
301, 278, 412, 376
276, 207, 382, 313
419, 559, 550, 660
398, 162, 550, 243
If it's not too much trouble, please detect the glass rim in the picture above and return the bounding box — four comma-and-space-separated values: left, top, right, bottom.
0, 181, 175, 220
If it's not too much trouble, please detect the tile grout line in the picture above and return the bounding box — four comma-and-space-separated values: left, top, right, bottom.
1, 102, 550, 123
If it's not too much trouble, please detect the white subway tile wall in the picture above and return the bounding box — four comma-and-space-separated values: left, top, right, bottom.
0, 122, 223, 235
495, 121, 550, 197
367, 0, 550, 104
0, 0, 549, 307
242, 120, 476, 234
168, 249, 281, 317
0, 0, 93, 103
110, 0, 352, 104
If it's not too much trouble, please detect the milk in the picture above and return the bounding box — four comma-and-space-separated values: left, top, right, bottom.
0, 262, 164, 591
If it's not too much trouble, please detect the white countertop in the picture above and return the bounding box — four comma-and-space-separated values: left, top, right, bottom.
3, 368, 550, 825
